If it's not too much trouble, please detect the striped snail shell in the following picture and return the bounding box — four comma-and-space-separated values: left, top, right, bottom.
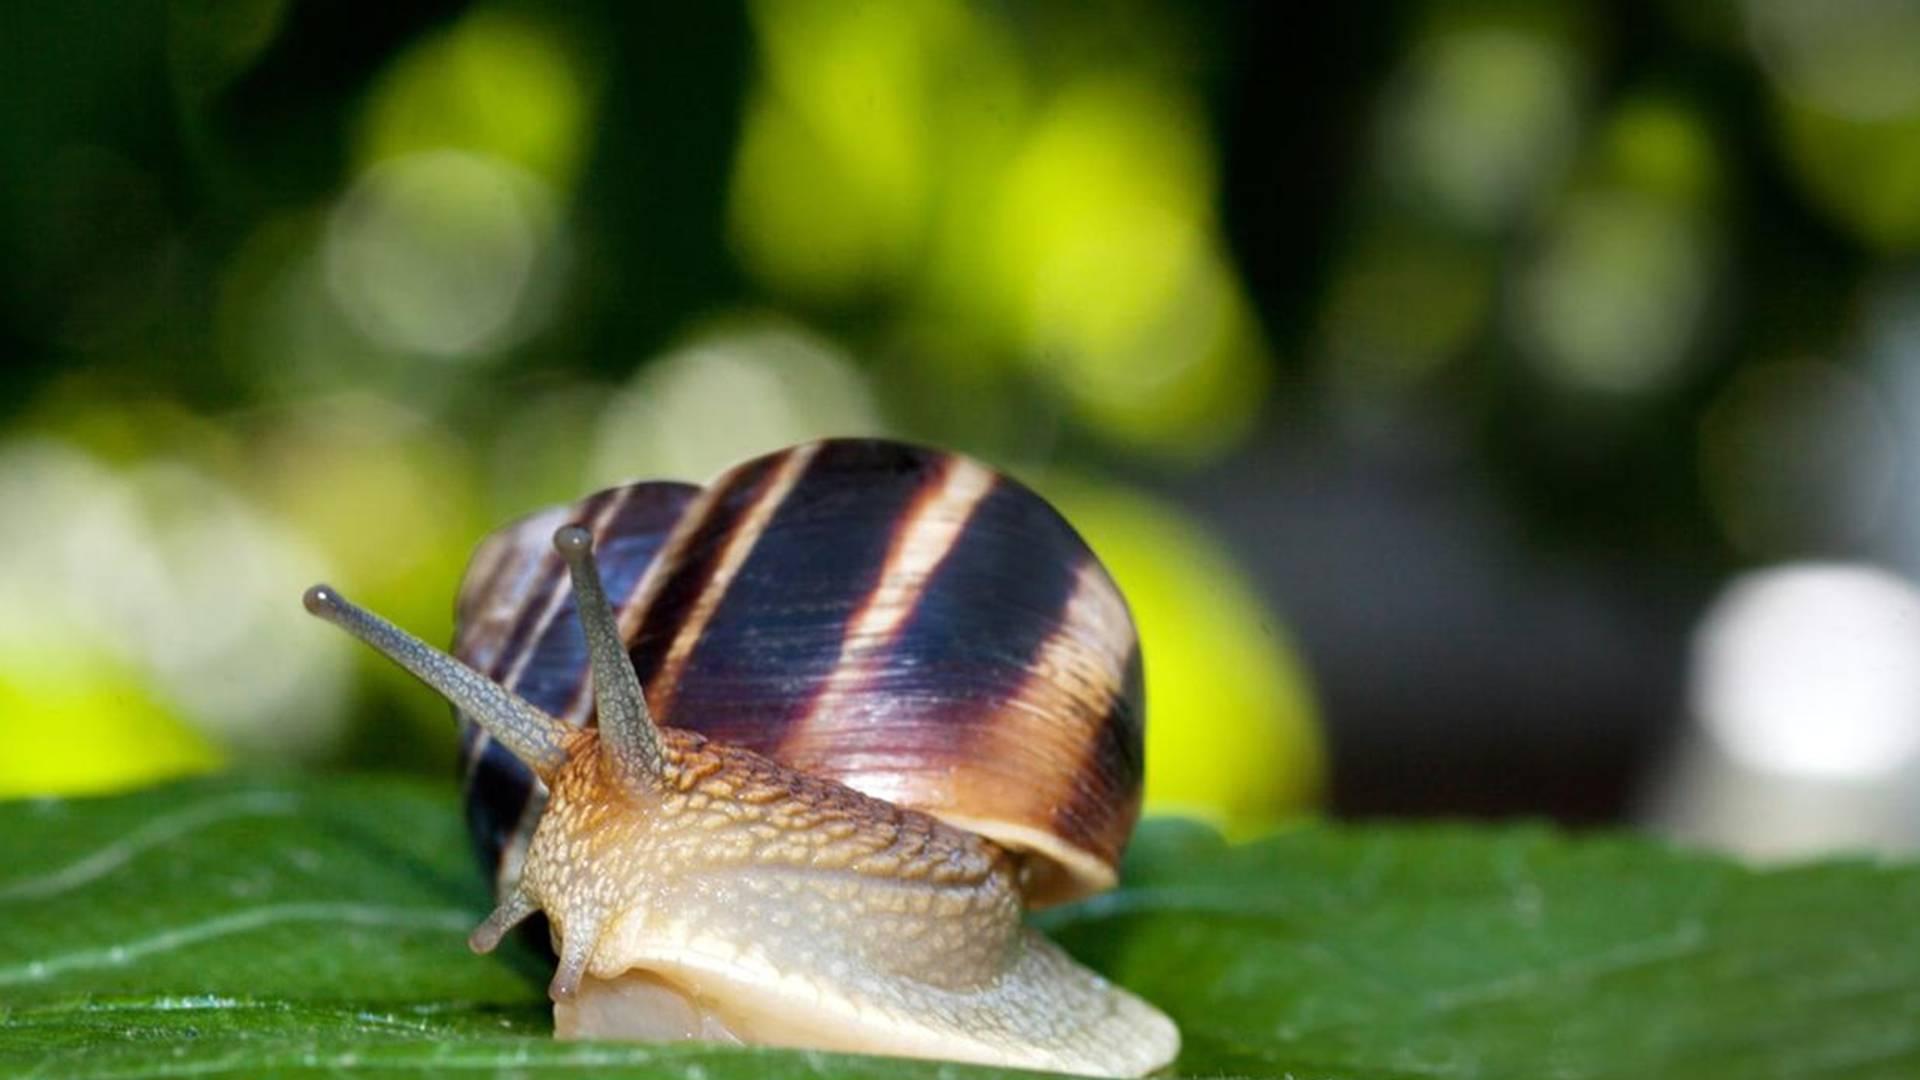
453, 439, 1145, 908
302, 438, 1175, 1077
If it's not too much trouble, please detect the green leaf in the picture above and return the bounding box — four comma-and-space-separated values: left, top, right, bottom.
0, 776, 1914, 1079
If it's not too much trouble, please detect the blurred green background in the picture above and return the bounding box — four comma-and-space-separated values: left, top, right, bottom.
5, 0, 1920, 853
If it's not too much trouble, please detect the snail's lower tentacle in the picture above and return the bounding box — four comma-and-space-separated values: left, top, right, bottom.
550, 912, 605, 1001
469, 888, 538, 954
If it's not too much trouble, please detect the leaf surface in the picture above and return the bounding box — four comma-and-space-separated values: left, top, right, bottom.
0, 776, 1913, 1078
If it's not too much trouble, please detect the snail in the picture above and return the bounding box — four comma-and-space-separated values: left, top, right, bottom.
302, 439, 1179, 1077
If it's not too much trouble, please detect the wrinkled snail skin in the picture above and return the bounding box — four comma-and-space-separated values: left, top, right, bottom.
304, 439, 1180, 1077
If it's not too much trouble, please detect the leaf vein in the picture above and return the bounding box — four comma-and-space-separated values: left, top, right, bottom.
0, 902, 471, 987
0, 792, 302, 903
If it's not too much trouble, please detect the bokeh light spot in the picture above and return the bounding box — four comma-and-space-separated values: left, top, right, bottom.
0, 643, 221, 798
1745, 0, 1920, 121
1694, 563, 1920, 780
1776, 102, 1920, 253
727, 0, 973, 301
728, 92, 898, 303
1515, 191, 1712, 396
324, 149, 560, 360
590, 320, 884, 485
0, 441, 351, 780
357, 7, 593, 189
1752, 0, 1920, 251
252, 397, 476, 629
994, 78, 1268, 457
1601, 97, 1721, 208
1380, 27, 1583, 230
248, 399, 479, 771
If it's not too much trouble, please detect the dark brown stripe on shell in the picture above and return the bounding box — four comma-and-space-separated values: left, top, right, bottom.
648, 440, 947, 751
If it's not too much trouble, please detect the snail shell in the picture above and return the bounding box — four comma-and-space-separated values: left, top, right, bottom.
453, 439, 1145, 908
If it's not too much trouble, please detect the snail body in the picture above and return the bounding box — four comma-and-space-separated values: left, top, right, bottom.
304, 439, 1178, 1077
